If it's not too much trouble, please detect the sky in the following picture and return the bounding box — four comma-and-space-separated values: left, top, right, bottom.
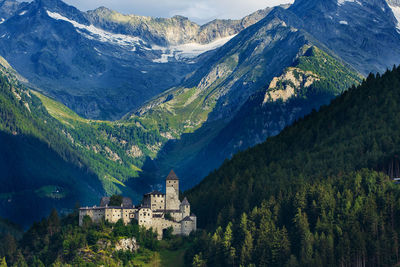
62, 0, 294, 24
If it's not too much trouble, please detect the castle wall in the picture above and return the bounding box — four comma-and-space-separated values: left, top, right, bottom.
137, 208, 153, 227
104, 208, 137, 224
180, 204, 190, 218
181, 220, 193, 236
150, 218, 181, 239
166, 179, 178, 192
169, 211, 183, 222
79, 208, 105, 226
148, 195, 165, 210
165, 186, 180, 210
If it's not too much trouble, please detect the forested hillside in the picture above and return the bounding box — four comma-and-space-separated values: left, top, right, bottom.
0, 61, 104, 227
184, 66, 400, 266
186, 170, 400, 266
0, 56, 169, 227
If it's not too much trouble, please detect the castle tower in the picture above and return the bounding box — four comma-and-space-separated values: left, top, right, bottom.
165, 170, 180, 211
180, 197, 190, 218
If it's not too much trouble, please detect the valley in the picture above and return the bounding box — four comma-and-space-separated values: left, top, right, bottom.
1, 0, 400, 265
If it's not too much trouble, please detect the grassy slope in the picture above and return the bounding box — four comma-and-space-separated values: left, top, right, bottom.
128, 53, 239, 138
32, 90, 165, 198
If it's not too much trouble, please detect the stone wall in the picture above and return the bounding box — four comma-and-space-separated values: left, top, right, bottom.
105, 208, 137, 224
181, 219, 194, 236
169, 211, 183, 222
79, 208, 105, 226
146, 194, 165, 210
165, 186, 180, 210
151, 217, 181, 239
180, 204, 190, 218
79, 207, 137, 226
137, 208, 153, 227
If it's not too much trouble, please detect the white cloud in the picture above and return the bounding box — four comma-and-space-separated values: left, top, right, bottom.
62, 0, 294, 24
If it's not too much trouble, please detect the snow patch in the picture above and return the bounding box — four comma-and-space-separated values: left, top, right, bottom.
0, 18, 5, 24
152, 35, 236, 63
19, 10, 27, 16
339, 20, 348, 25
46, 11, 144, 48
338, 0, 360, 6
389, 4, 400, 30
47, 10, 236, 63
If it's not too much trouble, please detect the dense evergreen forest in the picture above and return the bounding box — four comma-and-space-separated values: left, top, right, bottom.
184, 66, 400, 266
186, 170, 400, 266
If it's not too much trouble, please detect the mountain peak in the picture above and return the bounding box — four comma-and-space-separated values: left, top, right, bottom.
171, 15, 189, 21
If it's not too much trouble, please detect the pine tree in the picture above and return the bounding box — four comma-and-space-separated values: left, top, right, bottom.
192, 253, 206, 267
240, 231, 253, 266
47, 209, 60, 236
0, 257, 7, 267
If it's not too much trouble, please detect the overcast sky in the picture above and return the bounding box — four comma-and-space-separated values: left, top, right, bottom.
62, 0, 294, 24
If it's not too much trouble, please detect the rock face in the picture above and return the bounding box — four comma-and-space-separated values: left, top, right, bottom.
387, 0, 400, 6
115, 238, 139, 252
263, 67, 320, 103
0, 0, 27, 21
85, 6, 274, 46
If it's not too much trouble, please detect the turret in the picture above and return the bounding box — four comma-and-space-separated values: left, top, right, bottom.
165, 170, 180, 210
180, 197, 190, 218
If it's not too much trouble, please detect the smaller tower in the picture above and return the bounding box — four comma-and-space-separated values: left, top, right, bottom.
180, 197, 190, 218
165, 170, 180, 210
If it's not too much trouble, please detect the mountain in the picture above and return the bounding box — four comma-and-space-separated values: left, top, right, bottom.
2, 0, 400, 227
187, 66, 400, 229
85, 6, 274, 46
163, 46, 362, 188
0, 0, 273, 120
183, 65, 400, 267
0, 55, 179, 227
0, 58, 104, 228
134, 0, 400, 189
289, 0, 400, 75
0, 0, 27, 21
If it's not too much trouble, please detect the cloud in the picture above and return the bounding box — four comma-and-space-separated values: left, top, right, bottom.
63, 0, 294, 24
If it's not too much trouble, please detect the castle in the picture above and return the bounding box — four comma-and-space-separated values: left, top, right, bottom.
79, 170, 197, 238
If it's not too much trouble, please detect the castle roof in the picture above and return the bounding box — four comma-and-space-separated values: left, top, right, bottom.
181, 216, 193, 222
180, 197, 190, 206
145, 190, 165, 196
99, 196, 133, 208
122, 197, 133, 207
100, 197, 110, 207
166, 170, 179, 180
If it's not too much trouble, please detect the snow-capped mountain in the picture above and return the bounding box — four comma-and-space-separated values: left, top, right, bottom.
137, 0, 400, 187
0, 0, 273, 119
288, 0, 400, 75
